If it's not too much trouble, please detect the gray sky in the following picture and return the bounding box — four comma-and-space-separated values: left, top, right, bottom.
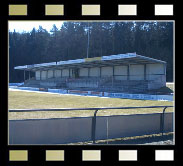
9, 21, 64, 33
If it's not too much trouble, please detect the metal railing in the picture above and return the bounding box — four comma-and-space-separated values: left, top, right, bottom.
9, 105, 173, 144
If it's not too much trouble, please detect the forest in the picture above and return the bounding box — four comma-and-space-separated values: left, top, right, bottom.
9, 21, 173, 83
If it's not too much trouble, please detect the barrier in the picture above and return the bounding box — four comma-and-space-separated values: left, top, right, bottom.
9, 83, 24, 86
18, 87, 39, 91
9, 86, 20, 89
9, 112, 173, 145
67, 90, 89, 95
39, 88, 48, 92
105, 92, 173, 101
156, 95, 173, 101
9, 86, 173, 101
29, 87, 39, 91
48, 88, 67, 94
91, 91, 103, 96
48, 89, 61, 93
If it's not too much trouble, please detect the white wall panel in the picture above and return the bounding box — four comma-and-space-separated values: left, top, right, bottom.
90, 67, 100, 77
101, 67, 113, 76
55, 70, 61, 78
146, 64, 165, 80
35, 71, 40, 80
114, 66, 127, 75
62, 69, 69, 77
48, 70, 53, 78
41, 71, 47, 80
146, 64, 165, 74
79, 68, 88, 77
114, 66, 128, 80
130, 65, 144, 80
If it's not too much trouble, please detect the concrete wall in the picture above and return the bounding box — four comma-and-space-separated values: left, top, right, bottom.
40, 82, 57, 87
90, 67, 100, 77
114, 66, 128, 80
148, 75, 166, 90
79, 68, 89, 77
62, 69, 69, 77
130, 65, 144, 80
35, 71, 40, 80
107, 113, 172, 139
9, 112, 173, 145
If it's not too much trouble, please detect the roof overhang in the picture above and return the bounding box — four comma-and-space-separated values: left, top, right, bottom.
14, 53, 166, 71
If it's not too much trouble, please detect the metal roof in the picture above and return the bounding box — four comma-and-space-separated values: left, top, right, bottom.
14, 53, 166, 71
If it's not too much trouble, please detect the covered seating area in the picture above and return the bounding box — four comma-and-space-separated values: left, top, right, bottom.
14, 53, 166, 93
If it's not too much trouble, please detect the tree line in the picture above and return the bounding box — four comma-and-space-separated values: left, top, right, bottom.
9, 21, 173, 82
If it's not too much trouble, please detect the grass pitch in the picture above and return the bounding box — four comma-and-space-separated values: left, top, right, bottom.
9, 89, 173, 120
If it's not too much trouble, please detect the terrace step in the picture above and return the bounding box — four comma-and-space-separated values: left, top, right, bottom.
22, 78, 149, 93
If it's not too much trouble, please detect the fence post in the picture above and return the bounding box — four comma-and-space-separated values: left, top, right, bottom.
112, 76, 114, 87
92, 109, 98, 144
161, 106, 168, 136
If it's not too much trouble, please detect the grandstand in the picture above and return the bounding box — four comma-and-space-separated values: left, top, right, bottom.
14, 53, 166, 93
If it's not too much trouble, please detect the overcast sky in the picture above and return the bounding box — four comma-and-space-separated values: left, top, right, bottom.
9, 21, 64, 33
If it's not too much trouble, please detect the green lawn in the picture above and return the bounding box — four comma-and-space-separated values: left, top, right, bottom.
9, 89, 173, 120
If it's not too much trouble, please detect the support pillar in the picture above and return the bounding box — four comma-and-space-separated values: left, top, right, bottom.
29, 71, 30, 80
113, 66, 115, 77
46, 70, 48, 79
127, 65, 130, 80
53, 70, 55, 78
99, 67, 101, 78
24, 70, 25, 82
88, 68, 90, 78
112, 66, 114, 87
144, 64, 146, 80
40, 71, 42, 80
164, 64, 166, 75
164, 63, 167, 83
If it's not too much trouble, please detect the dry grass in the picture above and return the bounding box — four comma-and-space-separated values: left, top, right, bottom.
9, 89, 173, 120
69, 132, 174, 145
